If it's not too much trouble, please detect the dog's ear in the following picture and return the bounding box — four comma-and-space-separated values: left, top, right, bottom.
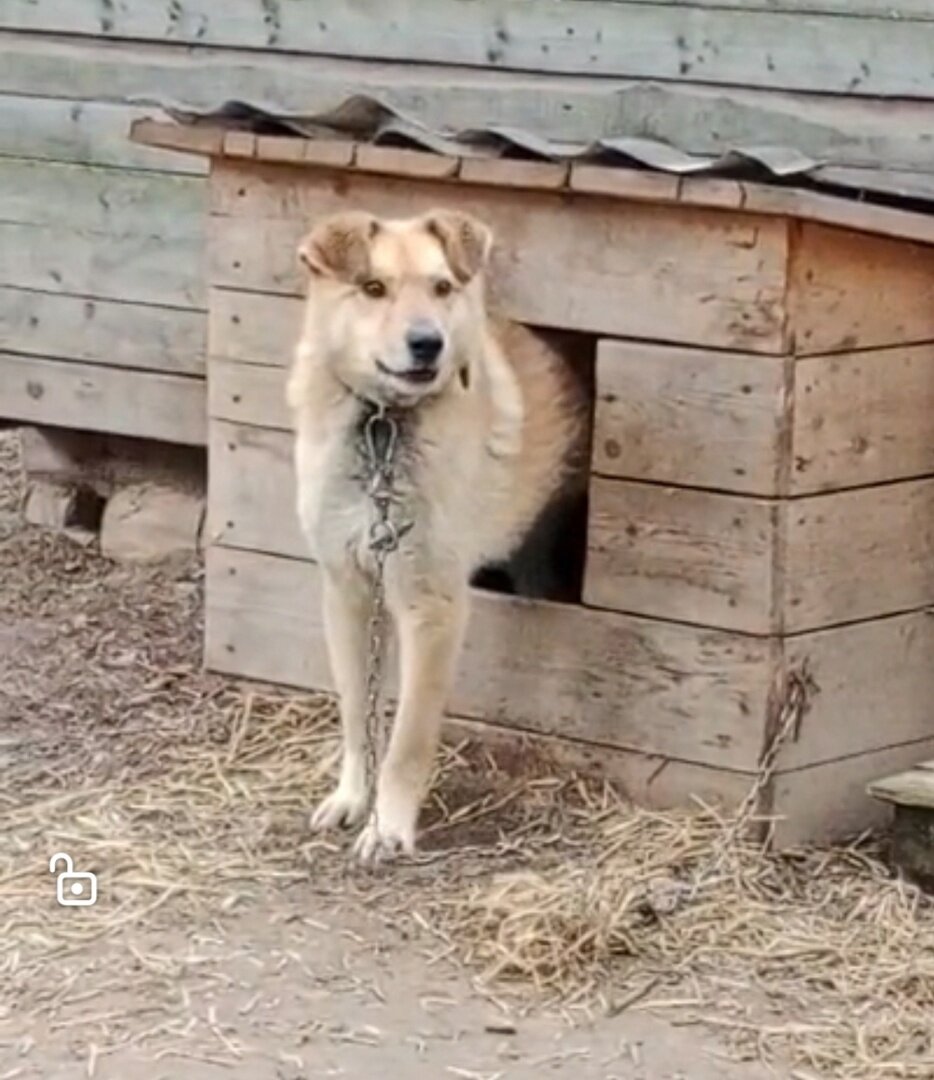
424, 210, 493, 284
298, 212, 381, 281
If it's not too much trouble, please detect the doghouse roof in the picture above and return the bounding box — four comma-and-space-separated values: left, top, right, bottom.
131, 95, 934, 246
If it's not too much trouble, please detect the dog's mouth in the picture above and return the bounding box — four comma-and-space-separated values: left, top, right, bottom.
376, 360, 438, 386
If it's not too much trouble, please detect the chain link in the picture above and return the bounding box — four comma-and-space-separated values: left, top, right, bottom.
358, 404, 411, 838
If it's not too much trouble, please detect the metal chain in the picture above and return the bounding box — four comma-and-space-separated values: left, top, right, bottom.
688, 663, 814, 898
359, 404, 411, 836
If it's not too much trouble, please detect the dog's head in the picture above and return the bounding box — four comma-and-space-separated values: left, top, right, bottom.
297, 209, 493, 404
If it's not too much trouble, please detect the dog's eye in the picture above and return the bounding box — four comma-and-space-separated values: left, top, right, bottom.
434, 279, 454, 298
362, 280, 386, 299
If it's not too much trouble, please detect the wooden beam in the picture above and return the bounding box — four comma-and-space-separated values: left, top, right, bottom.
208, 288, 301, 369
0, 352, 205, 444
0, 287, 205, 376
3, 1, 932, 97
210, 163, 790, 354
205, 545, 773, 771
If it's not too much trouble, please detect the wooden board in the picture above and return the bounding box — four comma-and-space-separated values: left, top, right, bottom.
0, 221, 205, 308
209, 357, 290, 430
772, 738, 934, 846
790, 224, 934, 356
869, 760, 934, 810
0, 287, 205, 375
205, 545, 773, 771
0, 157, 205, 236
779, 610, 934, 770
585, 477, 777, 634
0, 352, 205, 444
791, 344, 934, 494
4, 0, 933, 97
206, 420, 301, 555
208, 288, 301, 368
3, 36, 933, 172
784, 478, 934, 632
210, 163, 790, 353
0, 94, 206, 173
593, 340, 788, 496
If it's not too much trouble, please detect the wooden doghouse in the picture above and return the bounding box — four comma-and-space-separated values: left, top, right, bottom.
135, 120, 934, 845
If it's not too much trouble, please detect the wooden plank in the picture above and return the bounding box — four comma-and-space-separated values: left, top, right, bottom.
0, 352, 205, 444
0, 94, 206, 173
210, 164, 790, 353
0, 221, 205, 308
2, 37, 932, 174
209, 358, 290, 430
584, 477, 777, 634
593, 340, 788, 496
616, 0, 934, 17
0, 157, 205, 235
792, 344, 934, 494
780, 610, 934, 771
790, 224, 934, 356
869, 764, 934, 810
772, 738, 934, 846
205, 545, 773, 770
208, 289, 302, 368
0, 287, 205, 375
3, 0, 933, 97
784, 478, 934, 632
206, 421, 300, 554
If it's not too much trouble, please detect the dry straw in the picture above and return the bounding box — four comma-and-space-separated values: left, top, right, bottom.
1, 431, 933, 1077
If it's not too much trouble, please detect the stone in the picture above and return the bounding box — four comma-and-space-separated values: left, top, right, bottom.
100, 483, 205, 563
23, 479, 104, 532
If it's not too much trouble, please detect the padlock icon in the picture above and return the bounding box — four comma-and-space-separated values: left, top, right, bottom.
49, 852, 97, 907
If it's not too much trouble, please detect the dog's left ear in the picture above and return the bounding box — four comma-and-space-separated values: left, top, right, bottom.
425, 210, 493, 284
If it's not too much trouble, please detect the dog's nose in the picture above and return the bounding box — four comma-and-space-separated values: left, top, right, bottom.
406, 324, 444, 368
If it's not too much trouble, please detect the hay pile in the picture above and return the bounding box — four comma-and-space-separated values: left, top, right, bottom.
2, 430, 934, 1078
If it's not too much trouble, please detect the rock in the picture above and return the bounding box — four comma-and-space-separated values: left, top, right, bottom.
23, 479, 104, 532
100, 483, 205, 562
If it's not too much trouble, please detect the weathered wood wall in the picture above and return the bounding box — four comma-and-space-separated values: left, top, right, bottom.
2, 1, 933, 439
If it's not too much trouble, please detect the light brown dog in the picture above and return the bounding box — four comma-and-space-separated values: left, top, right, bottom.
287, 209, 587, 861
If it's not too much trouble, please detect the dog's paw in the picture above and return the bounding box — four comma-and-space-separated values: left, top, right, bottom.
310, 785, 368, 832
353, 814, 416, 866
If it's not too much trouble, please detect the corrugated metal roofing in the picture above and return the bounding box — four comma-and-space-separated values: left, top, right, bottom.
165, 94, 934, 214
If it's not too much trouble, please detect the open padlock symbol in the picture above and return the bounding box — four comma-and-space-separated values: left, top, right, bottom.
49, 852, 97, 907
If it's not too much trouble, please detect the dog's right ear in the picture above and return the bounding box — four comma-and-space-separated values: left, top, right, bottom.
297, 212, 381, 281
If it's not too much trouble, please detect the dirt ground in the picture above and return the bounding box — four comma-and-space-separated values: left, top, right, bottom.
0, 430, 775, 1079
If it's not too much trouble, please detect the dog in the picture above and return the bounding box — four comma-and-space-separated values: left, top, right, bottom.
286, 208, 588, 861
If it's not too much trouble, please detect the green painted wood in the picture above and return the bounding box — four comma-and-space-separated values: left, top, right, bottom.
0, 221, 205, 308
0, 287, 205, 375
0, 0, 931, 96
0, 157, 205, 235
0, 94, 206, 173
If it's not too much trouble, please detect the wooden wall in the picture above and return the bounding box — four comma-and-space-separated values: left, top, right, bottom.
2, 1, 933, 441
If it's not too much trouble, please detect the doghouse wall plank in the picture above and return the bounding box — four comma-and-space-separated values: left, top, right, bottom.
791, 343, 934, 494
772, 736, 934, 846
209, 162, 791, 354
0, 352, 205, 445
592, 340, 789, 497
789, 223, 934, 356
205, 545, 773, 772
585, 476, 934, 633
585, 477, 778, 634
779, 610, 934, 771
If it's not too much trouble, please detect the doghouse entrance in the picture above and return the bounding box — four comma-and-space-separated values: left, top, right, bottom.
470, 327, 595, 605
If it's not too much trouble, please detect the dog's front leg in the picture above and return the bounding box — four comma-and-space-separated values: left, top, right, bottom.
354, 579, 469, 862
311, 567, 371, 832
